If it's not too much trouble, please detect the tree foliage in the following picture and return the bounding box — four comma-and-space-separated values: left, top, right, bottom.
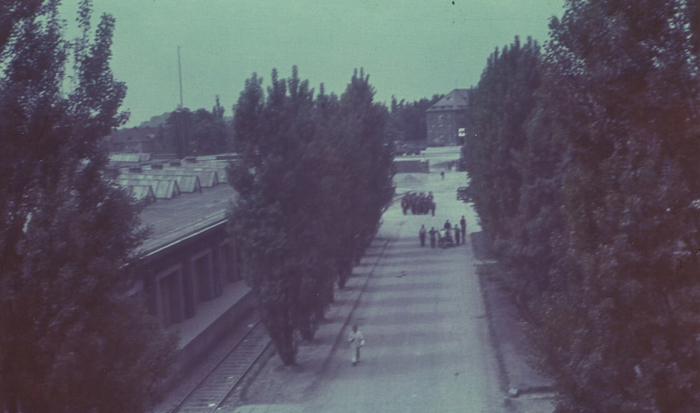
0, 2, 178, 412
160, 96, 230, 157
463, 37, 545, 314
465, 1, 700, 411
535, 1, 700, 411
228, 67, 393, 365
389, 94, 443, 142
464, 36, 541, 248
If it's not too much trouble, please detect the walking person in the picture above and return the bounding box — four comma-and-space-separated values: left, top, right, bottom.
419, 224, 427, 247
429, 227, 438, 249
454, 225, 460, 245
348, 325, 365, 366
460, 215, 467, 245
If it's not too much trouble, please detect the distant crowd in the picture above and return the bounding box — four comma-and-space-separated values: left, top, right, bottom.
419, 216, 467, 249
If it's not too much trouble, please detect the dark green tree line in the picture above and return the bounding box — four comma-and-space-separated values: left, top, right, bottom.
228, 67, 393, 365
0, 2, 178, 412
389, 94, 443, 142
464, 1, 700, 411
159, 95, 231, 157
533, 1, 700, 411
463, 36, 544, 312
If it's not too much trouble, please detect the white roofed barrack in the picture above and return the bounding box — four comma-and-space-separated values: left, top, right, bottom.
126, 185, 157, 204
118, 178, 180, 199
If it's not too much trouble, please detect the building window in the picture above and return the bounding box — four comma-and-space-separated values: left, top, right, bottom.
157, 266, 184, 327
192, 253, 213, 303
220, 242, 240, 283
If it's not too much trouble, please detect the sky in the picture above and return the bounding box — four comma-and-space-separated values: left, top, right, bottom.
60, 0, 565, 127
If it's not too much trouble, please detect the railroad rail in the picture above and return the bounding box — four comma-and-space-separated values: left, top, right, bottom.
159, 318, 270, 413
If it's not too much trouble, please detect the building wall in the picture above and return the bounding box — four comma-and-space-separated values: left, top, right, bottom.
131, 223, 255, 373
394, 159, 430, 173
426, 110, 465, 146
138, 224, 243, 327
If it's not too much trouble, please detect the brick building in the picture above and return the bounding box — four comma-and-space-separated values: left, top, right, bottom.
425, 89, 470, 146
104, 126, 158, 153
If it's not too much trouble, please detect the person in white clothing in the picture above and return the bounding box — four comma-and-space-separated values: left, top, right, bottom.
348, 325, 364, 366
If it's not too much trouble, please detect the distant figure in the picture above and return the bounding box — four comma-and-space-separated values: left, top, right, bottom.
441, 171, 445, 180
429, 227, 438, 248
454, 225, 460, 245
419, 224, 427, 247
348, 325, 365, 366
444, 220, 452, 230
460, 216, 467, 244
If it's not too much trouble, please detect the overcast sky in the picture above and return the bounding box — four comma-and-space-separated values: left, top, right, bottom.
61, 0, 565, 127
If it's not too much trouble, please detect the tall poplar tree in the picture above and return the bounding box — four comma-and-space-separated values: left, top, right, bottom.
228, 68, 393, 363
529, 1, 700, 411
229, 67, 335, 364
0, 2, 177, 412
336, 69, 395, 263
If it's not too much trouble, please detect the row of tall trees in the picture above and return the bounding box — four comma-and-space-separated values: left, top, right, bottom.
154, 91, 439, 158
0, 1, 178, 412
155, 96, 230, 157
388, 95, 443, 142
464, 1, 700, 411
227, 67, 395, 365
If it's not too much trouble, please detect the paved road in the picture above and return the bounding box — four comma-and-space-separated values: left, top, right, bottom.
304, 170, 505, 413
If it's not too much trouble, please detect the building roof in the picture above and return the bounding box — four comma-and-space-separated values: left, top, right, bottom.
118, 178, 181, 199
111, 155, 238, 256
109, 153, 152, 166
107, 126, 159, 144
158, 168, 222, 186
137, 184, 237, 255
121, 173, 202, 193
126, 185, 157, 204
426, 89, 470, 112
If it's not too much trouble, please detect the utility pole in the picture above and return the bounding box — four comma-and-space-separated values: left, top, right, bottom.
176, 46, 186, 158
177, 46, 184, 109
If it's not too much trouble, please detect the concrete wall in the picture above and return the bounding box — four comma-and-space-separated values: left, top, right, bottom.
394, 159, 430, 173
140, 224, 242, 326
136, 223, 255, 372
178, 290, 255, 373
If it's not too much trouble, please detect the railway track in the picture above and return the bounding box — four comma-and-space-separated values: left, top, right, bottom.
162, 318, 271, 413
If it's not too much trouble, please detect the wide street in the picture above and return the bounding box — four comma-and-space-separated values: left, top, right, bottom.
303, 167, 505, 412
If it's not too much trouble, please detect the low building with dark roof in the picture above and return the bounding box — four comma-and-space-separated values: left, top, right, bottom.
118, 159, 251, 372
426, 89, 470, 146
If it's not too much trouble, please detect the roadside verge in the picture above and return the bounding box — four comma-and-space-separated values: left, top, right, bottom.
472, 231, 556, 413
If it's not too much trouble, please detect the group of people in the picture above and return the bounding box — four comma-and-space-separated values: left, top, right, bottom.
401, 191, 436, 216
418, 216, 468, 248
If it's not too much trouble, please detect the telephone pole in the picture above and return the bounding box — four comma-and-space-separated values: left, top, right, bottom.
177, 46, 184, 109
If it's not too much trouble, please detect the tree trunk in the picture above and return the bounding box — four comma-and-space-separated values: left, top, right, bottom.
275, 325, 296, 365
264, 310, 297, 365
298, 307, 318, 342
338, 270, 347, 289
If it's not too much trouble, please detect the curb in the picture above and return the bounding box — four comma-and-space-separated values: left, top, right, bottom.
475, 262, 511, 395
475, 260, 555, 412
